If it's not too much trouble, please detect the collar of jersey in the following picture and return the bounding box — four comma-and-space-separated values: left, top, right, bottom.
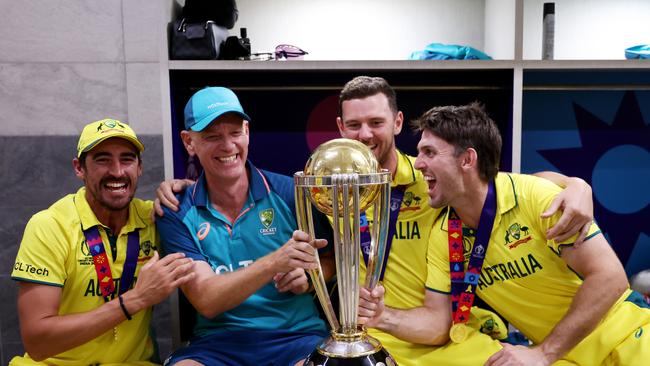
437, 172, 517, 232
191, 160, 270, 207
392, 150, 419, 187
74, 187, 147, 233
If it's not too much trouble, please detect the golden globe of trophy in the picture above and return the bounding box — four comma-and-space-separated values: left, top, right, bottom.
294, 138, 396, 366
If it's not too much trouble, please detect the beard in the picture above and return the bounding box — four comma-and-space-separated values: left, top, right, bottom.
90, 178, 137, 211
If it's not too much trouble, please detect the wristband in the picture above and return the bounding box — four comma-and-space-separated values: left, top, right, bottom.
118, 294, 132, 321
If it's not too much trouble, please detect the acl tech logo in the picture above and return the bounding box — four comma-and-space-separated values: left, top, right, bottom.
259, 208, 277, 235
504, 222, 532, 249
14, 262, 49, 277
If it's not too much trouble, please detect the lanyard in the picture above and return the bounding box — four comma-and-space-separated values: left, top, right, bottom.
448, 181, 496, 325
83, 226, 140, 300
360, 186, 405, 281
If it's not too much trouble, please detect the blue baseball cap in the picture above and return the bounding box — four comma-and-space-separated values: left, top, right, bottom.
184, 87, 252, 131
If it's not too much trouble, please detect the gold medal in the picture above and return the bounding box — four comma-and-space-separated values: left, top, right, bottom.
449, 323, 469, 343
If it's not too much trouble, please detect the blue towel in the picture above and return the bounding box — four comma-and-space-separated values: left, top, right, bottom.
409, 43, 492, 60
625, 45, 650, 59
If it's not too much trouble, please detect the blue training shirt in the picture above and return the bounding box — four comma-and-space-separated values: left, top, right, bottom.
157, 161, 328, 338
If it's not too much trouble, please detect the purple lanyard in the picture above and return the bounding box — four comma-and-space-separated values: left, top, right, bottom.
83, 226, 140, 301
449, 181, 496, 324
360, 186, 405, 281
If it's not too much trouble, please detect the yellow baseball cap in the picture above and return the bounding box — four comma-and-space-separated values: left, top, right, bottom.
77, 119, 144, 157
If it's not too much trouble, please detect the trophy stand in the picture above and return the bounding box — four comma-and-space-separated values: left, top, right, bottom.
294, 139, 397, 366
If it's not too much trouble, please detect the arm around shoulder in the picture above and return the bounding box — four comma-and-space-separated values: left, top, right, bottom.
533, 171, 594, 244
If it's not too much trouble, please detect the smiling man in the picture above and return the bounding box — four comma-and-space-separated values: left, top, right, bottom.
338, 77, 598, 366
10, 119, 195, 366
156, 87, 334, 366
413, 103, 650, 365
154, 79, 598, 365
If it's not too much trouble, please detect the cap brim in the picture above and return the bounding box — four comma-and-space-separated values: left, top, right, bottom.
190, 110, 252, 131
78, 135, 145, 157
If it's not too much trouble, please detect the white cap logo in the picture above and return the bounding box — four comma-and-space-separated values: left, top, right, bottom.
207, 102, 231, 109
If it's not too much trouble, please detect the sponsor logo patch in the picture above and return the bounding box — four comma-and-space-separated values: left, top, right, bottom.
197, 222, 211, 240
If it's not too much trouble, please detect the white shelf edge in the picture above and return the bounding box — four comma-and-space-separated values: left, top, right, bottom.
168, 60, 516, 71
521, 60, 650, 69
168, 59, 650, 71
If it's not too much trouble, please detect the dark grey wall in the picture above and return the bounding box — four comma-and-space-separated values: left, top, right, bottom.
0, 135, 171, 364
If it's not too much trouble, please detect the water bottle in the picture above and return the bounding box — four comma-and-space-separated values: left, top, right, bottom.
542, 3, 555, 60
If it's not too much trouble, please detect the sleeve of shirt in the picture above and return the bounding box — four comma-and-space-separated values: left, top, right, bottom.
12, 212, 68, 286
425, 212, 452, 294
520, 174, 601, 254
156, 199, 206, 262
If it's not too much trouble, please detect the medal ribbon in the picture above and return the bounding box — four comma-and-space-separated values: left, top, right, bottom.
361, 186, 405, 281
83, 226, 140, 300
448, 181, 496, 325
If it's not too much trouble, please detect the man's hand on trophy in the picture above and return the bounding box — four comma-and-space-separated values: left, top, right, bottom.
357, 285, 386, 328
272, 230, 327, 274
153, 178, 195, 217
273, 268, 310, 294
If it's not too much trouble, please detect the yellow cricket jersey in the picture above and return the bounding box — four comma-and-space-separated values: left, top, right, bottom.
10, 187, 159, 366
426, 173, 650, 365
359, 152, 502, 366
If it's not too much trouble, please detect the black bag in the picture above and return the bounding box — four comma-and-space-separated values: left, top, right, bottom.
219, 28, 251, 60
182, 0, 238, 29
170, 19, 226, 60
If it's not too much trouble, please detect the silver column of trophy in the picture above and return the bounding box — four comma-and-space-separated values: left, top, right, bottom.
294, 139, 397, 366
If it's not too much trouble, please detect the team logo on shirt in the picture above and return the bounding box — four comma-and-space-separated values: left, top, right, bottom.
504, 222, 532, 249
399, 191, 422, 212
259, 208, 277, 235
479, 318, 504, 339
138, 240, 156, 262
140, 240, 153, 256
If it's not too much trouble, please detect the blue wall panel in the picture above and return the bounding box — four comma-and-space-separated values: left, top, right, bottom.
522, 79, 650, 276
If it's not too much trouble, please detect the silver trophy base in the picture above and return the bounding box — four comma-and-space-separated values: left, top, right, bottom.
303, 331, 397, 366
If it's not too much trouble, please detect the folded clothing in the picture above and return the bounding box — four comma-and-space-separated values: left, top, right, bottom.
625, 45, 650, 59
409, 43, 492, 60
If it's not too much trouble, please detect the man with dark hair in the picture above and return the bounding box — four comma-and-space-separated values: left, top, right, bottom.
11, 119, 195, 366
157, 77, 596, 365
156, 87, 333, 366
411, 103, 650, 365
339, 76, 597, 365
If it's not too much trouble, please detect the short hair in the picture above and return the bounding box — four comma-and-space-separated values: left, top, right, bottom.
338, 76, 398, 117
411, 102, 502, 182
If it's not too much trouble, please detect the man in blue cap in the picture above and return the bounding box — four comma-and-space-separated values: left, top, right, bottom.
157, 87, 333, 366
